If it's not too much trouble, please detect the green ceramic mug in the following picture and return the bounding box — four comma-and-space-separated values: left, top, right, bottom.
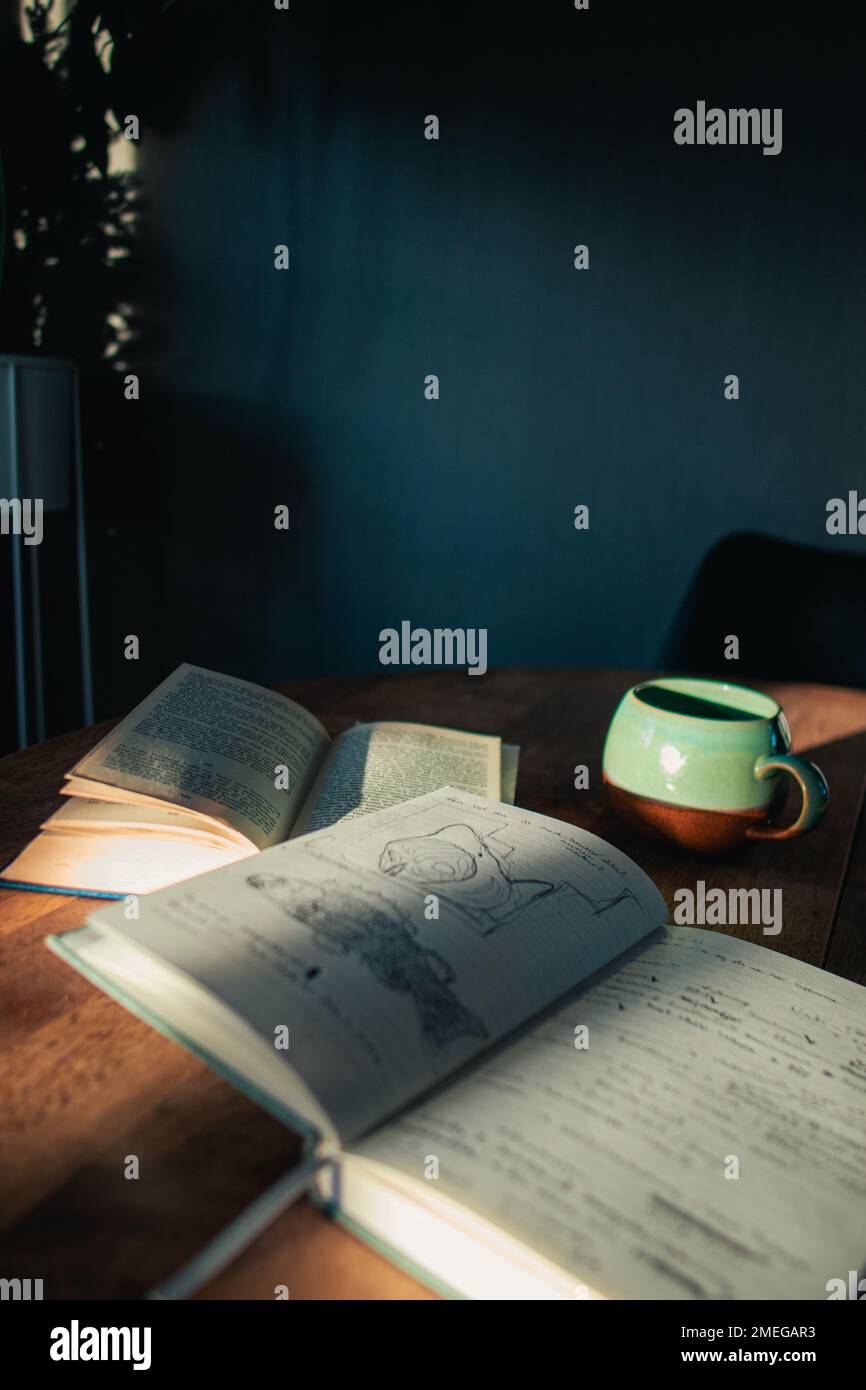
602, 676, 829, 852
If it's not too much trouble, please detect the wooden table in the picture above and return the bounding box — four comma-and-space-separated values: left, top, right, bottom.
1, 667, 865, 1300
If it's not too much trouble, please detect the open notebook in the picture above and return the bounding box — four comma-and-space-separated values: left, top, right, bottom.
46, 788, 866, 1299
1, 664, 517, 896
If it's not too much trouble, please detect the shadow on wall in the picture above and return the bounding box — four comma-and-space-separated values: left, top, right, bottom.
661, 533, 866, 689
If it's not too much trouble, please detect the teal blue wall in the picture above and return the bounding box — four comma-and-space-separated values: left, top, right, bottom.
124, 4, 866, 689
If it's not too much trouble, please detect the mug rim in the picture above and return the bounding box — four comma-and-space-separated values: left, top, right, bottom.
629, 676, 781, 724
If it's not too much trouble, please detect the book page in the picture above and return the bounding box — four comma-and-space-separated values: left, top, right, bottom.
500, 744, 519, 806
356, 926, 866, 1299
72, 664, 331, 850
291, 722, 501, 835
3, 825, 252, 896
85, 789, 666, 1144
43, 797, 248, 847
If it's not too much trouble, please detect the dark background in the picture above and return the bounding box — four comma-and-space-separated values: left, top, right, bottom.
4, 0, 866, 744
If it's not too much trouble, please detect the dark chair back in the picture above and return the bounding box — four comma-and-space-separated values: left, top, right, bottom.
662, 533, 866, 689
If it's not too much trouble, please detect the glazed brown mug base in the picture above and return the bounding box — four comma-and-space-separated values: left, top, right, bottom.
603, 777, 785, 854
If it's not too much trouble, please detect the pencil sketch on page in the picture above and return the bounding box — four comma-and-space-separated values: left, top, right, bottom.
303, 796, 644, 938
245, 871, 488, 1051
378, 822, 636, 935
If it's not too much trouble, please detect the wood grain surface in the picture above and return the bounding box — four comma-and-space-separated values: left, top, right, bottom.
1, 667, 864, 1299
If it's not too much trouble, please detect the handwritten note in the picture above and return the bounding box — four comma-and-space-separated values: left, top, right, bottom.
357, 926, 866, 1299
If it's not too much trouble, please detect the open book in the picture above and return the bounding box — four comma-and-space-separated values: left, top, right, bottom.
46, 788, 866, 1300
0, 664, 518, 896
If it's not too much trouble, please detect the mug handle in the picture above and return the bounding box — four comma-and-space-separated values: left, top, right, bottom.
746, 754, 829, 840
